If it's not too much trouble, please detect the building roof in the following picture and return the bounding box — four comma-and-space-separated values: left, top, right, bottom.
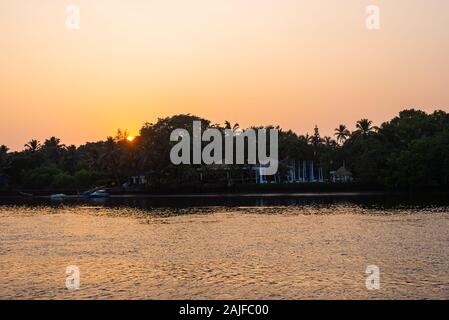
334, 166, 352, 177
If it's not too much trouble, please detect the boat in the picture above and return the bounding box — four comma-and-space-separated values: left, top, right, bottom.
89, 190, 110, 198
80, 186, 108, 198
50, 193, 67, 200
19, 191, 34, 197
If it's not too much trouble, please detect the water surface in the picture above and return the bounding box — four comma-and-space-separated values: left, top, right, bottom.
0, 195, 448, 299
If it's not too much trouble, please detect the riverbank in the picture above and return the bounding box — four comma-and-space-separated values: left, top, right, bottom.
3, 191, 449, 207
0, 191, 384, 200
3, 181, 449, 197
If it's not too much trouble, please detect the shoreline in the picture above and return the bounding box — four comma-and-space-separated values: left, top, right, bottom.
1, 190, 448, 200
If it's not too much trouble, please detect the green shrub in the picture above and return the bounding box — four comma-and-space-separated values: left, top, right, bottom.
52, 173, 76, 189
74, 169, 92, 188
22, 166, 62, 189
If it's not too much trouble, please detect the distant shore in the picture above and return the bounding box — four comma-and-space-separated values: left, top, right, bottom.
1, 186, 449, 199
0, 182, 399, 197
0, 191, 384, 199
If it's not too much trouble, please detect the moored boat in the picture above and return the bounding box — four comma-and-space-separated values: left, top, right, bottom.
89, 190, 110, 198
50, 193, 67, 200
19, 191, 33, 197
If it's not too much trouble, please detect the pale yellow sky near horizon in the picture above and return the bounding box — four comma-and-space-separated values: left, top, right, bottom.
1, 0, 449, 150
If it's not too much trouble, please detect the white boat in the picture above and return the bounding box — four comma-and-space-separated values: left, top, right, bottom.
89, 190, 110, 198
50, 193, 67, 200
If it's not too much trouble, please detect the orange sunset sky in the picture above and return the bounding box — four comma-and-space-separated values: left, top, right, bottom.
1, 0, 449, 150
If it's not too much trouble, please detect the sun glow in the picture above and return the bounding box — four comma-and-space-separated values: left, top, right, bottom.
126, 136, 135, 142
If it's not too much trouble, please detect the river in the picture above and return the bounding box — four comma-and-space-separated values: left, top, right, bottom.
0, 194, 448, 299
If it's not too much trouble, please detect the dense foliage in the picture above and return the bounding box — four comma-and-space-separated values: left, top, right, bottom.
1, 109, 448, 191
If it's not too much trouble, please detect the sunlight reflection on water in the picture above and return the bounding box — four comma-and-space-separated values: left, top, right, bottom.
0, 196, 448, 299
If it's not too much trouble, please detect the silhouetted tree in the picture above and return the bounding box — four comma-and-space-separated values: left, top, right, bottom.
354, 119, 377, 136
2, 109, 449, 190
24, 140, 41, 153
334, 125, 350, 144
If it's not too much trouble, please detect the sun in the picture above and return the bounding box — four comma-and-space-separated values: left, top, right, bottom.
126, 136, 135, 142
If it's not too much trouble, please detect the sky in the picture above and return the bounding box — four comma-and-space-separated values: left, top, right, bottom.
1, 0, 449, 150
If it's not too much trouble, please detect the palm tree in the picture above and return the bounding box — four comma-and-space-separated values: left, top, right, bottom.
43, 137, 63, 149
224, 121, 239, 131
24, 139, 41, 152
334, 124, 351, 143
355, 119, 377, 136
42, 136, 65, 163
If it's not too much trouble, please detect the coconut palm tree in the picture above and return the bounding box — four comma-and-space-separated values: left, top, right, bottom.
334, 124, 351, 143
42, 137, 65, 164
24, 139, 41, 152
355, 119, 377, 136
224, 121, 239, 131
43, 137, 64, 150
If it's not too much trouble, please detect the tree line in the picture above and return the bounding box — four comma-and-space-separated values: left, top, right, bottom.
1, 109, 449, 192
